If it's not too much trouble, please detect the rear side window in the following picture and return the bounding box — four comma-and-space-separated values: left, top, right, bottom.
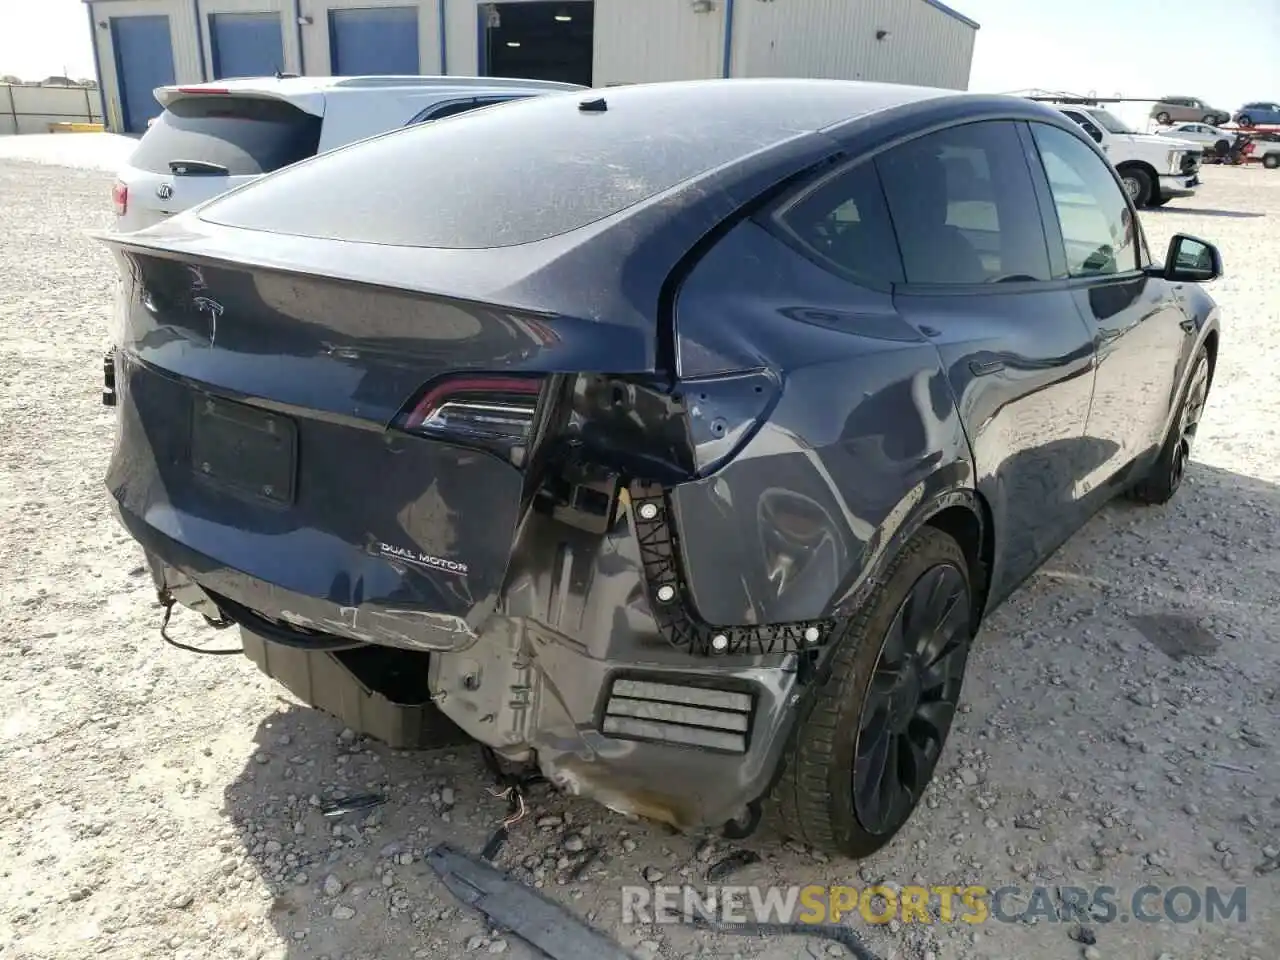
772, 161, 903, 288
875, 121, 1052, 285
130, 96, 323, 176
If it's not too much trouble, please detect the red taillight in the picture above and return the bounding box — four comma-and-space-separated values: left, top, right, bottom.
111, 180, 128, 216
1242, 142, 1256, 155
404, 375, 542, 444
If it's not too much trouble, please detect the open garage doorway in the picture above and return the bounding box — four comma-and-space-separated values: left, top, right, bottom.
481, 2, 594, 88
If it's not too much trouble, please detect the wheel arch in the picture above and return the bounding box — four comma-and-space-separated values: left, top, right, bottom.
1202, 326, 1220, 389
825, 471, 990, 633
924, 495, 994, 628
1115, 159, 1159, 188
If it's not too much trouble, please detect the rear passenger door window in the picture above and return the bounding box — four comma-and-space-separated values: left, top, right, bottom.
874, 121, 1052, 285
772, 160, 904, 288
1029, 123, 1138, 277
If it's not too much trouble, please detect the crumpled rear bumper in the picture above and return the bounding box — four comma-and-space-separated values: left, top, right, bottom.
429, 615, 804, 830
136, 519, 805, 831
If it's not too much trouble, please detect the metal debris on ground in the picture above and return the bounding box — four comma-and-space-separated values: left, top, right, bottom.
480, 826, 509, 863
319, 793, 387, 818
566, 845, 602, 882
704, 848, 762, 882
428, 842, 632, 960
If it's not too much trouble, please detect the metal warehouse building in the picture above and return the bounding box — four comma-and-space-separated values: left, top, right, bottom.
84, 0, 979, 133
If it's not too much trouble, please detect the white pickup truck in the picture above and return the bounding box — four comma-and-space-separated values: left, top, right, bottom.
1043, 102, 1202, 208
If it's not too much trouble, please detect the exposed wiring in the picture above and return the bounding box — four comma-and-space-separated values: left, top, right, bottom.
158, 597, 244, 656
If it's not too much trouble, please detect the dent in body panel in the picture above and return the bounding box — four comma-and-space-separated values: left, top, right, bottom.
671, 219, 972, 627
107, 353, 522, 635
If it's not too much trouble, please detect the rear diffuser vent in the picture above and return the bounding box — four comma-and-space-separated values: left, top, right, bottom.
601, 677, 754, 754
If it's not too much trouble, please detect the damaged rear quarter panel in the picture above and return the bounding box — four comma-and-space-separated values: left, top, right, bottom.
670, 218, 974, 627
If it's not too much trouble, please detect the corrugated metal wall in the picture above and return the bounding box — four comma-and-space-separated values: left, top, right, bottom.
0, 85, 104, 136
592, 0, 723, 85
90, 0, 976, 132
443, 0, 480, 75
730, 0, 974, 90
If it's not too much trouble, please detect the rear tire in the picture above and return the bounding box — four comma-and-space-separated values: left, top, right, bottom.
1156, 111, 1171, 125
1264, 154, 1280, 170
767, 527, 973, 858
1130, 347, 1211, 505
1119, 166, 1154, 207
1238, 115, 1253, 128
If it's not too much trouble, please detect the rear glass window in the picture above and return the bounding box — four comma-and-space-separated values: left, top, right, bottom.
199, 84, 852, 248
130, 96, 323, 177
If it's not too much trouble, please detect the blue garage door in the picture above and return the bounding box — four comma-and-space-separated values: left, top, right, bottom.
111, 15, 176, 133
210, 13, 286, 79
329, 7, 420, 76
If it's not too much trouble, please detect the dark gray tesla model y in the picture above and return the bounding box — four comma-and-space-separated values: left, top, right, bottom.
100, 79, 1221, 857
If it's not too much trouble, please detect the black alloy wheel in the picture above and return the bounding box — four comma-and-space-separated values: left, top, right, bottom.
1131, 347, 1211, 505
767, 527, 974, 858
852, 562, 970, 836
1170, 352, 1210, 492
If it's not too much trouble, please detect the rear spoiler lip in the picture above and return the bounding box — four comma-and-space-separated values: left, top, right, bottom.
152, 84, 326, 118
88, 214, 589, 315
89, 214, 661, 376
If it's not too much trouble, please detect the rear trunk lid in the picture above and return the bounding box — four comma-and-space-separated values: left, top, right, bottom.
116, 89, 323, 230
102, 222, 660, 650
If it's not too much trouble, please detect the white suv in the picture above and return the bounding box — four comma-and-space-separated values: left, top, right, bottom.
1043, 102, 1201, 208
111, 75, 583, 232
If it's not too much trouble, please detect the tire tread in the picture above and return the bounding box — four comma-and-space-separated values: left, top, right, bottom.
766, 527, 968, 857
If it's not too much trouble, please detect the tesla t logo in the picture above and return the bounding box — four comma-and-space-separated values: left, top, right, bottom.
157, 183, 174, 201
193, 297, 224, 345
185, 265, 223, 345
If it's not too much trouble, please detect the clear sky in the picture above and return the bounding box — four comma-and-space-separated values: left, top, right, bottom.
0, 0, 1276, 115
962, 0, 1280, 122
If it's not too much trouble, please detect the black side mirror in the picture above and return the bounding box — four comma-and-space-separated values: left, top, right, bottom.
1163, 234, 1223, 282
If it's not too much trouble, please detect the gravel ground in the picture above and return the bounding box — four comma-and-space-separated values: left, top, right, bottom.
1, 157, 1277, 960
